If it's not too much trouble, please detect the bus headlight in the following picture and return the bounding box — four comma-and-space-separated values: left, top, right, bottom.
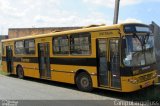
128, 78, 139, 84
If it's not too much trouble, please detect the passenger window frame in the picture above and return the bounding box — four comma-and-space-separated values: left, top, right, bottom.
70, 32, 91, 56
52, 35, 70, 55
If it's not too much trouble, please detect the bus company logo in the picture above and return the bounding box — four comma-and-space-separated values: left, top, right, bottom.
99, 31, 113, 36
2, 100, 18, 106
21, 58, 30, 62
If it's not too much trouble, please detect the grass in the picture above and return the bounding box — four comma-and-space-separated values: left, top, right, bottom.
0, 65, 7, 75
0, 70, 7, 75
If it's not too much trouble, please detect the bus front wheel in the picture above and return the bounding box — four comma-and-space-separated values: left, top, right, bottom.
17, 66, 24, 79
76, 72, 93, 92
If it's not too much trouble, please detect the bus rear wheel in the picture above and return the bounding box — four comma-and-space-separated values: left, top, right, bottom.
17, 66, 24, 79
76, 72, 93, 92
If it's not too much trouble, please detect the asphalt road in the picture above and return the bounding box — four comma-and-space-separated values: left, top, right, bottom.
0, 74, 160, 106
0, 74, 116, 100
0, 74, 119, 106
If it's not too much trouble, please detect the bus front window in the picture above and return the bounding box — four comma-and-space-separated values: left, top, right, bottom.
123, 35, 156, 67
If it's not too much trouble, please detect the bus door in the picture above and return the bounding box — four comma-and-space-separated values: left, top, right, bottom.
6, 45, 13, 73
97, 39, 109, 87
109, 38, 121, 89
97, 38, 121, 89
38, 43, 51, 79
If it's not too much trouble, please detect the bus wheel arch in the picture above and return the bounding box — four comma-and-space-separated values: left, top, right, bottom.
75, 69, 93, 92
16, 65, 24, 79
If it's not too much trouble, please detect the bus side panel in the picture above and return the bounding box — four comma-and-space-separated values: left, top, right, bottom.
51, 71, 74, 84
1, 59, 16, 74
1, 61, 7, 73
91, 75, 98, 88
50, 64, 77, 84
50, 64, 98, 87
14, 62, 40, 78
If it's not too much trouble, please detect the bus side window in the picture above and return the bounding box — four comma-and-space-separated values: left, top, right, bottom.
53, 35, 69, 55
70, 33, 91, 55
15, 39, 35, 55
15, 41, 24, 54
24, 39, 35, 54
110, 39, 120, 76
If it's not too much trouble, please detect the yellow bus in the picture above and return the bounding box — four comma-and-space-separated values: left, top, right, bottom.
1, 23, 158, 92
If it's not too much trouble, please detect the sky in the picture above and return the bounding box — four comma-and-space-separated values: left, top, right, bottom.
0, 0, 160, 35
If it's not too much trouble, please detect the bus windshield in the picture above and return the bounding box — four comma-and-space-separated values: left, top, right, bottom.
123, 35, 156, 67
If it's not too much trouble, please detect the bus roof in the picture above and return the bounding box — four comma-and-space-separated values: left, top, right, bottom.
1, 23, 147, 42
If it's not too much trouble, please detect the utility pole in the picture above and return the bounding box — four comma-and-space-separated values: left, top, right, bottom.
113, 0, 120, 24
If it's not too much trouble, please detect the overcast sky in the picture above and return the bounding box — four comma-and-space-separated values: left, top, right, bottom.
0, 0, 160, 35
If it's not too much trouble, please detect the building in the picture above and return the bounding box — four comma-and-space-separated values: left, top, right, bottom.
8, 27, 82, 39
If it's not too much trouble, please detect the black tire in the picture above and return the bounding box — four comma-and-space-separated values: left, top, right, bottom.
17, 66, 24, 79
76, 72, 93, 92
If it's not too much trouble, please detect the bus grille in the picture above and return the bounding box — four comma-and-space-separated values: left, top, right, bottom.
138, 73, 153, 83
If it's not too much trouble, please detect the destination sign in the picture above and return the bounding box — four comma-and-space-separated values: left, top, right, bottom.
124, 24, 151, 33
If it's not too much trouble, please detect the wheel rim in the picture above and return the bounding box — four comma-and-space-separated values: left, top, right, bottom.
80, 77, 89, 88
